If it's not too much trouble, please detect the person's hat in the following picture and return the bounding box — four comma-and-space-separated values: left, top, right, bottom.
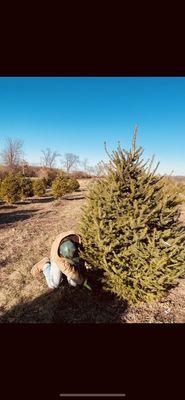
59, 239, 78, 259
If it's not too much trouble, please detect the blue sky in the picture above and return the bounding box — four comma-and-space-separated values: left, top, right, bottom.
0, 77, 185, 174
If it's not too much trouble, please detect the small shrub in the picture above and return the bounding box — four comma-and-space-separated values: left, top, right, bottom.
20, 177, 34, 199
67, 176, 80, 191
40, 177, 48, 189
32, 179, 46, 196
0, 173, 22, 203
51, 172, 79, 198
37, 167, 59, 187
51, 173, 71, 198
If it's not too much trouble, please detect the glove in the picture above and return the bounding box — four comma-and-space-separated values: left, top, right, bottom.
83, 278, 92, 290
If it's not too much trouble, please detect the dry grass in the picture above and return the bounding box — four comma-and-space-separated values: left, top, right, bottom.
0, 178, 185, 323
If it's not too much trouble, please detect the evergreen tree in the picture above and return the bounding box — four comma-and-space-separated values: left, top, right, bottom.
0, 172, 22, 203
20, 176, 34, 199
52, 173, 71, 198
79, 128, 185, 304
32, 179, 46, 196
52, 173, 80, 198
67, 176, 80, 191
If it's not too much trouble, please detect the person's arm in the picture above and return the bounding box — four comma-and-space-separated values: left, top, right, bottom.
31, 257, 50, 277
57, 257, 85, 285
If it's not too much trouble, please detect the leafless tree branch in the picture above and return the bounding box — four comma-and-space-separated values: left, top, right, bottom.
61, 153, 80, 173
41, 148, 60, 168
0, 138, 24, 170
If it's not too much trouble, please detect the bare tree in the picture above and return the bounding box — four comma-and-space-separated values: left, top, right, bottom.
20, 159, 29, 176
80, 159, 101, 176
61, 153, 80, 173
93, 161, 110, 176
41, 148, 60, 168
0, 138, 24, 170
86, 166, 96, 176
81, 158, 89, 173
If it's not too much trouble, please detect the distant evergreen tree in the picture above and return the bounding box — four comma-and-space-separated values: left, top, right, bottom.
32, 179, 46, 196
0, 173, 22, 203
17, 175, 34, 199
79, 128, 185, 304
52, 172, 80, 198
67, 176, 80, 191
52, 173, 71, 198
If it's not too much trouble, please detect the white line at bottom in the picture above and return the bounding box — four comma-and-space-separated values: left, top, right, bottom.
59, 395, 126, 397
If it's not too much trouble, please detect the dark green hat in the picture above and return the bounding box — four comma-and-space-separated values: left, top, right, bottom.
59, 239, 78, 259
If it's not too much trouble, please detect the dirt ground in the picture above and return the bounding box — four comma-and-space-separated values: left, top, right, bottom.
0, 178, 185, 323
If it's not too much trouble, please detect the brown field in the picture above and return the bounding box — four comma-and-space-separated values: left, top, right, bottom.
0, 178, 185, 323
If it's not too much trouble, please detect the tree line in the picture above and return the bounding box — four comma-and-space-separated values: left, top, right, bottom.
0, 137, 107, 178
0, 137, 110, 204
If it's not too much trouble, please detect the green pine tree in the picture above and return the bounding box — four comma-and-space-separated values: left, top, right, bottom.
67, 176, 80, 191
51, 172, 80, 198
0, 172, 22, 203
20, 176, 34, 199
32, 179, 46, 196
79, 128, 185, 304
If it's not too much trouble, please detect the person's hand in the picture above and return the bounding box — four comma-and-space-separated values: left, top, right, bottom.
31, 265, 40, 277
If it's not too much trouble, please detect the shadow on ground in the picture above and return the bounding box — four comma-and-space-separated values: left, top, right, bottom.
62, 194, 85, 200
0, 277, 127, 323
16, 196, 54, 205
0, 208, 40, 226
0, 203, 17, 209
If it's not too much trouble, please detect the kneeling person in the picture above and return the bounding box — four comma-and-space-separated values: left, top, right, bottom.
31, 231, 86, 289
